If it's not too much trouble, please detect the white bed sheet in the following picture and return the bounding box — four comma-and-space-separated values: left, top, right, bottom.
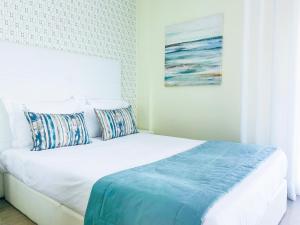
0, 133, 287, 225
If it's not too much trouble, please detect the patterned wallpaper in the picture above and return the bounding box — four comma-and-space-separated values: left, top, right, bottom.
0, 0, 136, 108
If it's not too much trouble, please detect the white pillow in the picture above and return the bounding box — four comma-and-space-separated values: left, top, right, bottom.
24, 99, 80, 113
84, 99, 130, 138
87, 99, 130, 109
2, 97, 81, 149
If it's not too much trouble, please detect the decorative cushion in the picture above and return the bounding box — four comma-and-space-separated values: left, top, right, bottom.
94, 106, 138, 141
24, 112, 91, 151
83, 99, 130, 138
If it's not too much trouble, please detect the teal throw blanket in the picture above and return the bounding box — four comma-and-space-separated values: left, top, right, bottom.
84, 141, 276, 225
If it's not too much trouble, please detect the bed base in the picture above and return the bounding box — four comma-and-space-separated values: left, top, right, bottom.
3, 173, 287, 225
4, 173, 83, 225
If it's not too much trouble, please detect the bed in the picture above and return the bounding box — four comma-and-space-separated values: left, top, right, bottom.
0, 42, 288, 225
0, 133, 287, 225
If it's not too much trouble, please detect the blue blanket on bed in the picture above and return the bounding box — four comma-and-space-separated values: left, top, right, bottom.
84, 141, 276, 225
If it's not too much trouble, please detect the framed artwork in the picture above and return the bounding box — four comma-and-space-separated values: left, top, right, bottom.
165, 14, 224, 86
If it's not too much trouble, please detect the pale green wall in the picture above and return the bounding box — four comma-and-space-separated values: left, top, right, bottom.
137, 0, 243, 141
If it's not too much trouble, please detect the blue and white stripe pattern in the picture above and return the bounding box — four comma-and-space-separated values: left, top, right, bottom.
24, 112, 91, 151
94, 106, 138, 141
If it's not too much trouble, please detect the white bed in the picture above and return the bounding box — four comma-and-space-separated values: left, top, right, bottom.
0, 133, 287, 225
0, 42, 288, 225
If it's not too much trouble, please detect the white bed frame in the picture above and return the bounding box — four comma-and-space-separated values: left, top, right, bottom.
0, 41, 121, 151
0, 42, 287, 225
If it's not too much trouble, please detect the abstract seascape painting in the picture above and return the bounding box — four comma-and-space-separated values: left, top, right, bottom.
165, 14, 223, 86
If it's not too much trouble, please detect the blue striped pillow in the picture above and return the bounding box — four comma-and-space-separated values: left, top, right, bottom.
94, 106, 138, 141
24, 112, 91, 151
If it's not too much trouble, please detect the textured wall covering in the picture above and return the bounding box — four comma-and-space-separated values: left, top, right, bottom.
0, 0, 136, 108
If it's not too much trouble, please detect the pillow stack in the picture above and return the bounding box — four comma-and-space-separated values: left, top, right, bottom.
2, 97, 82, 149
2, 97, 138, 151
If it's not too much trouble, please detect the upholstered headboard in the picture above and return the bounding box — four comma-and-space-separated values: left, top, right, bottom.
0, 41, 121, 150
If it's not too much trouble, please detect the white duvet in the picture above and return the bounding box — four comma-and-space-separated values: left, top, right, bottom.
0, 133, 287, 225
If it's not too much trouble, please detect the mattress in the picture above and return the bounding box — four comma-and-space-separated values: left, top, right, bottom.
0, 133, 287, 225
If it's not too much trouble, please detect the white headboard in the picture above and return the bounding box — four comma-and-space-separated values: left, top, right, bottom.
0, 41, 121, 149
